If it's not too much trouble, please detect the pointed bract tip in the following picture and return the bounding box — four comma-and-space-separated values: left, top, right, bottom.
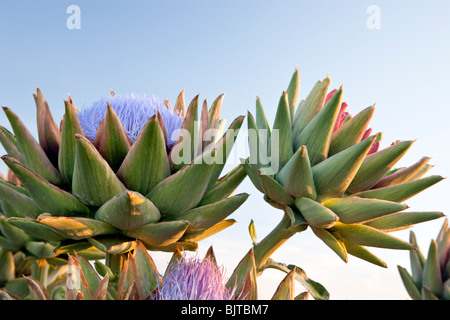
127, 191, 145, 205
74, 133, 85, 140
300, 145, 307, 156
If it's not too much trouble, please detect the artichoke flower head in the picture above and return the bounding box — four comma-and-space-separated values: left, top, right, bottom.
0, 88, 247, 268
77, 93, 183, 146
152, 250, 236, 300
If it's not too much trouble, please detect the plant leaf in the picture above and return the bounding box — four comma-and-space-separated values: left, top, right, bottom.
72, 134, 126, 207
117, 115, 170, 195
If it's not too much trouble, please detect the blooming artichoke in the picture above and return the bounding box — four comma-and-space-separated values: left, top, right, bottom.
244, 68, 444, 270
0, 241, 311, 300
152, 248, 236, 300
0, 89, 247, 273
398, 218, 449, 300
0, 241, 237, 300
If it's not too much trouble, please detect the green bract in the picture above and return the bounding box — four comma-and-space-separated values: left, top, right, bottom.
0, 89, 248, 265
0, 170, 100, 300
245, 68, 444, 268
398, 219, 450, 300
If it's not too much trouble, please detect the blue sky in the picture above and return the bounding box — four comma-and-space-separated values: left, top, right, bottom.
0, 0, 449, 299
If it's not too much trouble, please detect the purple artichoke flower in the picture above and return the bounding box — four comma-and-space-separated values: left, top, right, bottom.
152, 253, 237, 300
77, 93, 183, 146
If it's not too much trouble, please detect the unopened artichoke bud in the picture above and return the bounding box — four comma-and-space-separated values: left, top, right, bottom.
245, 68, 444, 268
398, 218, 450, 300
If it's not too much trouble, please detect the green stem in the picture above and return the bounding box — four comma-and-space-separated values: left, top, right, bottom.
253, 213, 307, 273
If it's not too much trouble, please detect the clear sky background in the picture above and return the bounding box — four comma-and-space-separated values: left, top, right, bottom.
0, 0, 449, 299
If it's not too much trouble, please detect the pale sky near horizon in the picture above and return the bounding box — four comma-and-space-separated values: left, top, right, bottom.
0, 0, 449, 299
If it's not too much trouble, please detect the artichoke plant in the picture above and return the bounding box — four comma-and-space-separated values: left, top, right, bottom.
1, 241, 161, 300
0, 88, 247, 275
243, 68, 444, 275
0, 241, 242, 300
0, 240, 310, 300
398, 218, 449, 300
0, 170, 101, 299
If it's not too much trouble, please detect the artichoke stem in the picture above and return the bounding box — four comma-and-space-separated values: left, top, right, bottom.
253, 212, 304, 274
105, 253, 127, 276
31, 259, 50, 287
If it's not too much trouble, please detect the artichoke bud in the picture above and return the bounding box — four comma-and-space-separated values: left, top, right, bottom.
246, 68, 444, 268
0, 88, 247, 259
398, 219, 450, 300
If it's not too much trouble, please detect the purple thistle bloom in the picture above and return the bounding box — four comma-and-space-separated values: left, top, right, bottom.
77, 94, 183, 146
152, 253, 237, 300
